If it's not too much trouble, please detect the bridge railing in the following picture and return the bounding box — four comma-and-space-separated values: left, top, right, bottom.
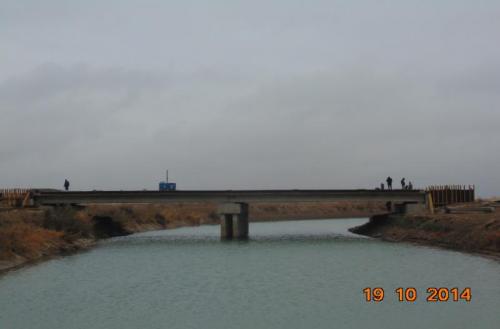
426, 185, 475, 207
0, 189, 33, 208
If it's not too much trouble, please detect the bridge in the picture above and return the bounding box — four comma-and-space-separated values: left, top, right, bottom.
31, 189, 426, 205
28, 189, 429, 239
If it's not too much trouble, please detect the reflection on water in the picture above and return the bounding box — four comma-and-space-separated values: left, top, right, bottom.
1, 218, 499, 329
109, 217, 368, 244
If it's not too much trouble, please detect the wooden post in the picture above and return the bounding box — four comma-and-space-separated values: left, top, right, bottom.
426, 193, 435, 214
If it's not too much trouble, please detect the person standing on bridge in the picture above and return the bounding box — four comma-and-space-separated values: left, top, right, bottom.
401, 178, 406, 190
386, 176, 393, 190
64, 179, 70, 191
408, 181, 413, 190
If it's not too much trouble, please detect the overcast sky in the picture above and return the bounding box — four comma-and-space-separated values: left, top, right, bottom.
1, 1, 499, 196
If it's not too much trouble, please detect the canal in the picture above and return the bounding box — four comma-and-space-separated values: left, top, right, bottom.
1, 218, 499, 329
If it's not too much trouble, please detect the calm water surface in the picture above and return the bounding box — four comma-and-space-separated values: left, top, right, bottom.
1, 218, 499, 329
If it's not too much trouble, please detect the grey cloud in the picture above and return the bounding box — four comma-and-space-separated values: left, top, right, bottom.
2, 64, 495, 192
1, 1, 500, 196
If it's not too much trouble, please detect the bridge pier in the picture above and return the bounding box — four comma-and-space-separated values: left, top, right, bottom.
218, 203, 249, 240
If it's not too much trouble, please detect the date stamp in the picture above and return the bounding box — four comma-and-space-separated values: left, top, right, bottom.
363, 287, 471, 302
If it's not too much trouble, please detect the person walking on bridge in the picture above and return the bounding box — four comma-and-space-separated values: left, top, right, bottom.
386, 176, 393, 190
64, 179, 70, 191
401, 178, 406, 190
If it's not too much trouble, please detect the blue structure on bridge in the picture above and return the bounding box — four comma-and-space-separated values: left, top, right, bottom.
159, 170, 176, 191
159, 182, 176, 191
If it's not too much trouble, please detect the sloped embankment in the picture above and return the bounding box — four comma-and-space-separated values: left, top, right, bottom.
350, 210, 500, 257
0, 204, 220, 272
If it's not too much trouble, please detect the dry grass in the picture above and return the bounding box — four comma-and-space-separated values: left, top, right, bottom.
1, 210, 57, 259
0, 203, 221, 264
0, 223, 63, 260
358, 207, 500, 255
250, 201, 385, 221
82, 203, 219, 232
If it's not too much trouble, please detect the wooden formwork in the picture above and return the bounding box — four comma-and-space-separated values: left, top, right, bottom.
0, 189, 33, 208
426, 185, 475, 208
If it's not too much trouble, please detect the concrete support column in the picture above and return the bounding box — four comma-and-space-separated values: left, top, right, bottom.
218, 202, 249, 240
220, 214, 233, 239
232, 204, 249, 239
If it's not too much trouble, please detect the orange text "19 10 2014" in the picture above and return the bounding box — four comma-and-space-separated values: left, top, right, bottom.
363, 287, 471, 302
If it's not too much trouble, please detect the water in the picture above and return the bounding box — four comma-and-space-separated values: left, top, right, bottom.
1, 218, 499, 329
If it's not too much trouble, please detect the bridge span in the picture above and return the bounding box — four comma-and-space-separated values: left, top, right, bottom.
33, 189, 426, 205
32, 189, 428, 240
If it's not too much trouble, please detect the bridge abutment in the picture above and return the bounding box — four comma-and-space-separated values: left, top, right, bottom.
218, 203, 249, 240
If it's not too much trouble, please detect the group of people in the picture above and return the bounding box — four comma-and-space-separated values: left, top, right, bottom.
380, 176, 413, 190
63, 177, 414, 192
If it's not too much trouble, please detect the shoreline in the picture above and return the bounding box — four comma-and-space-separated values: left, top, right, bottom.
0, 201, 384, 274
350, 211, 500, 260
0, 239, 96, 276
3, 201, 498, 275
0, 216, 372, 275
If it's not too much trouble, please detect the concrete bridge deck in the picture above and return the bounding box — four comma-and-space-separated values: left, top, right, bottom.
32, 189, 426, 205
